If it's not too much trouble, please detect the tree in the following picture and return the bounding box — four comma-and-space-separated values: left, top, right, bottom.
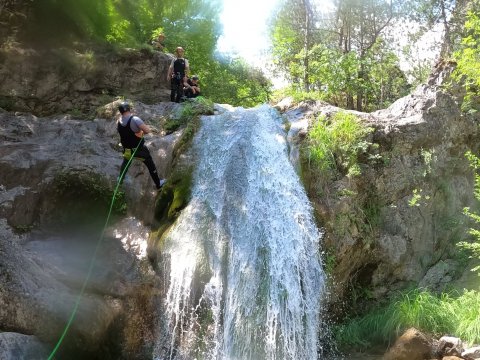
402, 0, 471, 58
333, 0, 400, 110
270, 0, 409, 112
270, 0, 318, 91
452, 0, 480, 112
202, 56, 272, 107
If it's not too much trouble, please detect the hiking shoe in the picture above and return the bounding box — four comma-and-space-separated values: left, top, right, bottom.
156, 179, 166, 190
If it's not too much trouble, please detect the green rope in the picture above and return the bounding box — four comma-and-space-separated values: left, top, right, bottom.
47, 139, 143, 360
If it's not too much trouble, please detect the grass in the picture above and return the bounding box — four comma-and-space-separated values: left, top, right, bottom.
306, 111, 373, 178
271, 86, 325, 104
164, 96, 214, 134
333, 289, 480, 350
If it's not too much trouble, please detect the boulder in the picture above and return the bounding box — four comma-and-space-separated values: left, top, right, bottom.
383, 328, 433, 360
0, 332, 49, 360
463, 346, 480, 359
438, 336, 464, 358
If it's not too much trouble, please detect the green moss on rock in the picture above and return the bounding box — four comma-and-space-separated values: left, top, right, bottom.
151, 166, 194, 254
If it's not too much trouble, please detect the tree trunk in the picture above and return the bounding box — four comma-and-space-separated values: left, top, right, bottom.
439, 0, 452, 57
302, 0, 312, 92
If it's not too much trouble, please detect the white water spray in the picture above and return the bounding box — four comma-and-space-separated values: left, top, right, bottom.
155, 105, 325, 360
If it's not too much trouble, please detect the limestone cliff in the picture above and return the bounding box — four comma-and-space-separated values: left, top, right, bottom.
281, 63, 480, 314
0, 100, 185, 359
0, 52, 479, 358
0, 46, 172, 116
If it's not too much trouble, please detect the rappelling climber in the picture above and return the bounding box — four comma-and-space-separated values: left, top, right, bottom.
167, 46, 189, 103
117, 101, 166, 190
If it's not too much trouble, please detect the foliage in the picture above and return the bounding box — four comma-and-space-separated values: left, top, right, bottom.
18, 0, 221, 50
270, 0, 318, 91
458, 151, 480, 274
401, 40, 435, 87
9, 0, 272, 108
271, 86, 325, 104
270, 0, 409, 111
334, 289, 480, 350
305, 111, 374, 178
202, 56, 272, 107
452, 0, 480, 113
408, 188, 431, 207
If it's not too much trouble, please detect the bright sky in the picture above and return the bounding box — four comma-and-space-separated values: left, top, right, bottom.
217, 0, 279, 66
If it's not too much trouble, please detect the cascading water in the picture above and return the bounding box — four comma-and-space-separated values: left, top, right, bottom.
154, 105, 326, 360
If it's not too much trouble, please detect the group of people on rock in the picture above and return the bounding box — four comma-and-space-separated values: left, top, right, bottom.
151, 34, 201, 103
166, 46, 201, 103
115, 40, 203, 192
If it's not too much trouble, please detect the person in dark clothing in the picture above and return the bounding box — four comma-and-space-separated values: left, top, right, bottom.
184, 75, 201, 98
117, 102, 166, 190
167, 47, 189, 103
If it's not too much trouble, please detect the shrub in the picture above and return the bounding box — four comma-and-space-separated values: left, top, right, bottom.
306, 111, 373, 178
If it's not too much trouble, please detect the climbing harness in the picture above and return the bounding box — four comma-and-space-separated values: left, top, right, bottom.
47, 138, 144, 360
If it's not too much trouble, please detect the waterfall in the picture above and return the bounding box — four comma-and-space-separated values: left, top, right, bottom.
154, 105, 325, 360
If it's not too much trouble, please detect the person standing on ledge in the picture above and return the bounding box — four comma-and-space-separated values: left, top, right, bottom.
167, 46, 189, 102
117, 101, 166, 190
151, 33, 165, 51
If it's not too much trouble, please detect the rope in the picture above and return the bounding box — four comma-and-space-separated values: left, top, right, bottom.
47, 139, 143, 360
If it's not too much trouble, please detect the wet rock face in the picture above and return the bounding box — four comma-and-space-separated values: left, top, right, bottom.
0, 47, 172, 116
0, 220, 130, 357
0, 332, 50, 360
0, 102, 181, 358
0, 102, 181, 228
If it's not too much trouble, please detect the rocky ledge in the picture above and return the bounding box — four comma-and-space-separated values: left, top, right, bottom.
0, 100, 184, 359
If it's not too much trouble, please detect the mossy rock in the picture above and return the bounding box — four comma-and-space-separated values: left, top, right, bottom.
164, 97, 214, 135
151, 166, 194, 253
154, 168, 192, 221
150, 98, 213, 254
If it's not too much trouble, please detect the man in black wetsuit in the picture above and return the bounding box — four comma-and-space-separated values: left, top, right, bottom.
117, 102, 166, 190
167, 47, 189, 103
